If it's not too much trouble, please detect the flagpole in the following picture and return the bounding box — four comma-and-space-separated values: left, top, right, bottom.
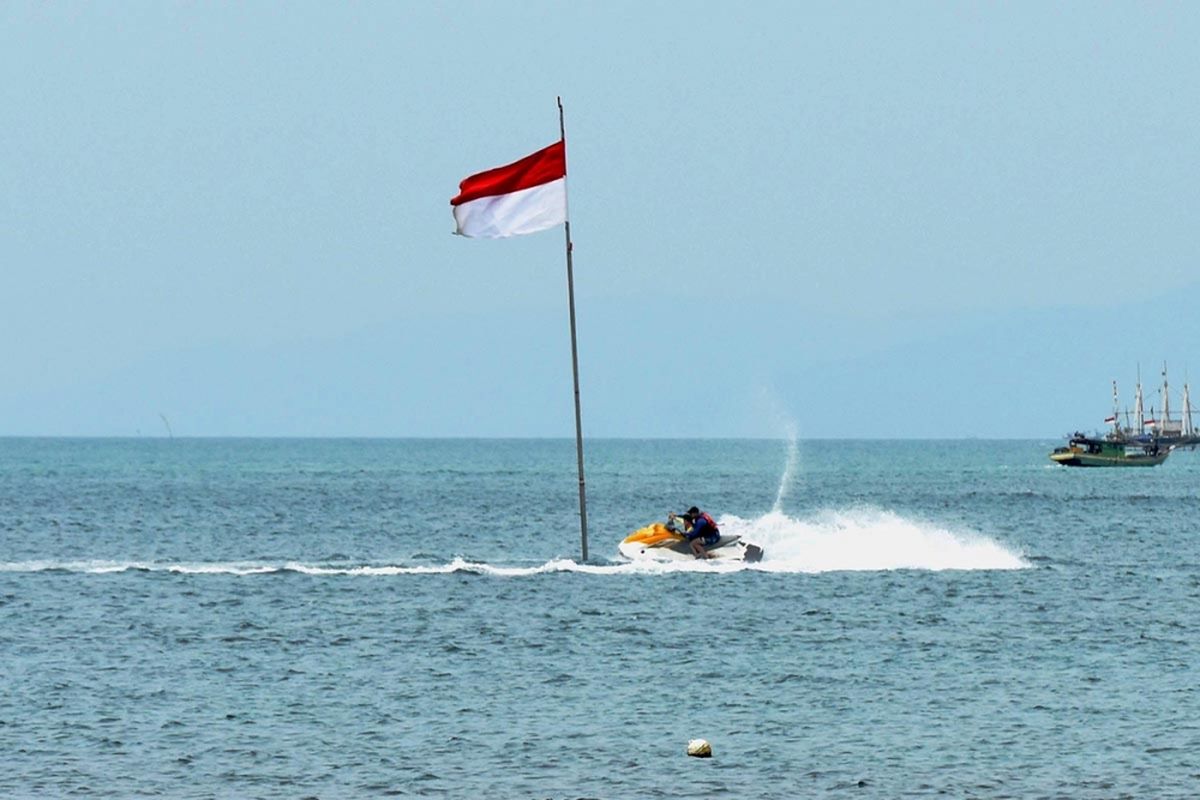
558, 96, 589, 562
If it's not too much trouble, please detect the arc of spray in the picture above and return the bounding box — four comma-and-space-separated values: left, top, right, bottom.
772, 421, 798, 514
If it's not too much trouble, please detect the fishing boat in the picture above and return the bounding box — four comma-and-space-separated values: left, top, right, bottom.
1049, 435, 1169, 467
1051, 364, 1198, 466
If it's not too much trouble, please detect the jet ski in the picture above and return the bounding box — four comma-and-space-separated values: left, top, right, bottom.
618, 522, 764, 563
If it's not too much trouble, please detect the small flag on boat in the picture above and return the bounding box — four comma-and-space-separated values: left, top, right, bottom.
1104, 416, 1116, 424
1145, 419, 1158, 426
450, 140, 567, 238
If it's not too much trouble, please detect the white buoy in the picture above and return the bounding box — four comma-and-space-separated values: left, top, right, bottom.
687, 738, 712, 758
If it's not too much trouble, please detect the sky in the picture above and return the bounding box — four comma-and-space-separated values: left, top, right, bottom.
3, 2, 1199, 438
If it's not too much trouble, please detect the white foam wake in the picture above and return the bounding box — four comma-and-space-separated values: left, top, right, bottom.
0, 508, 1026, 577
0, 557, 681, 577
719, 507, 1028, 572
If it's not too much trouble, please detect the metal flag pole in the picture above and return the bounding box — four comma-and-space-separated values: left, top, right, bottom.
558, 96, 589, 562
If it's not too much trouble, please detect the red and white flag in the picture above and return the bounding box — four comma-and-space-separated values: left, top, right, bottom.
451, 140, 567, 238
1104, 415, 1117, 424
1145, 418, 1158, 426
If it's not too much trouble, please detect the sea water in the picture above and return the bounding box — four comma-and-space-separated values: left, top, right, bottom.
1, 437, 1198, 798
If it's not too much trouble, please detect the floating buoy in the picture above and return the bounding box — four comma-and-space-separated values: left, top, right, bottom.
687, 738, 712, 758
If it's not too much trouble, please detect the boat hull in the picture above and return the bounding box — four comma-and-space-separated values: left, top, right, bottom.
1049, 450, 1168, 467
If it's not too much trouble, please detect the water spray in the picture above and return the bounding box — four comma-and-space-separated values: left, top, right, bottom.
771, 421, 799, 514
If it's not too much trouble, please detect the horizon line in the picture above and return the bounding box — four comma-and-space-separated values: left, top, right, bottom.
0, 434, 1071, 442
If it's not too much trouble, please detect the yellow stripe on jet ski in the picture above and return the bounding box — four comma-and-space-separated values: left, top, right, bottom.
622, 523, 685, 547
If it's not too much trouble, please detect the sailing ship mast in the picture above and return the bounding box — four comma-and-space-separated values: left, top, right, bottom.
1184, 380, 1195, 438
1161, 362, 1172, 432
1134, 365, 1145, 434
1111, 380, 1121, 434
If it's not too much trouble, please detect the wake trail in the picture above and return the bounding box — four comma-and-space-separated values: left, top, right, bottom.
720, 507, 1028, 572
1, 508, 1027, 576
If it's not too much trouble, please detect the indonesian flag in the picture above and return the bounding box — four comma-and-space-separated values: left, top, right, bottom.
1104, 415, 1117, 424
1145, 419, 1158, 427
451, 140, 567, 238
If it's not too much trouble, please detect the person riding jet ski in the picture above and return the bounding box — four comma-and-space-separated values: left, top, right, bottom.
682, 505, 720, 559
619, 509, 762, 563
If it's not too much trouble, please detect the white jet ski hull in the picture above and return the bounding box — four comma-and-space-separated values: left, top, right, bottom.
618, 529, 763, 563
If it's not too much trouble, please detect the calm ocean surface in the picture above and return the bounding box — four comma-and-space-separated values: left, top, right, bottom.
2, 437, 1198, 798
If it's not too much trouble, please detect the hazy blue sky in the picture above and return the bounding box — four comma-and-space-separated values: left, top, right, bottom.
3, 3, 1199, 438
